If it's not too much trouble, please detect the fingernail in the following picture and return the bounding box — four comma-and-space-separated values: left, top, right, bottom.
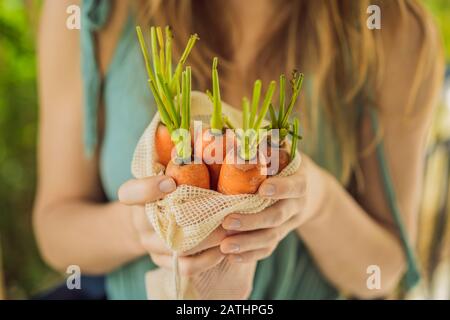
159, 178, 176, 193
225, 219, 241, 230
227, 244, 240, 253
260, 184, 276, 197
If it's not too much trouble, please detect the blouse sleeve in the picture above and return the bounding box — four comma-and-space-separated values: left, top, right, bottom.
80, 0, 111, 156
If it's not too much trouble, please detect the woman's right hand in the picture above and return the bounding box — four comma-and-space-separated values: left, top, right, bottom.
118, 176, 227, 276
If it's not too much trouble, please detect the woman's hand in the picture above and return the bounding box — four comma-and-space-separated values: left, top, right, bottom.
118, 176, 227, 276
220, 155, 328, 263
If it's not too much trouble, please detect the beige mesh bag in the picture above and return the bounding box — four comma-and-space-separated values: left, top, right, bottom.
131, 92, 301, 299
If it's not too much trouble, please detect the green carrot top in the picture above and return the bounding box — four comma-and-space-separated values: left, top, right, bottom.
238, 79, 276, 160
136, 25, 197, 161
136, 25, 199, 133
269, 71, 304, 151
209, 57, 225, 133
268, 71, 304, 142
266, 71, 303, 161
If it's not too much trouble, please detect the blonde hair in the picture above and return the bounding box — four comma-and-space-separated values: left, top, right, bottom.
136, 0, 440, 186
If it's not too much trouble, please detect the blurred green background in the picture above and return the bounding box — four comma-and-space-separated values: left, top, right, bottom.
0, 0, 61, 299
0, 0, 449, 299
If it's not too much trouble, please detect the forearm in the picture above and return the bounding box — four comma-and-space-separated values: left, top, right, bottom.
297, 162, 406, 298
33, 200, 145, 274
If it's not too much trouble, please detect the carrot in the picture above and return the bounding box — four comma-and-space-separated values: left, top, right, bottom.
166, 68, 210, 189
265, 141, 290, 175
136, 26, 199, 166
137, 26, 209, 189
266, 72, 303, 175
166, 160, 210, 189
196, 128, 232, 189
217, 158, 267, 195
217, 80, 276, 195
155, 125, 175, 166
194, 58, 234, 189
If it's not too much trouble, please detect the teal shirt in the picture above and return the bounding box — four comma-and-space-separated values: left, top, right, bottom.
80, 0, 419, 300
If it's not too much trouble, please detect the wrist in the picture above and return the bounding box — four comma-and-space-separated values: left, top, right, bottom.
110, 202, 147, 257
300, 155, 333, 224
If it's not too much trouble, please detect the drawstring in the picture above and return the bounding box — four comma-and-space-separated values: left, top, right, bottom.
172, 252, 182, 299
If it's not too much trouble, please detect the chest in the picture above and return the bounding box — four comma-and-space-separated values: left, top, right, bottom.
99, 25, 155, 200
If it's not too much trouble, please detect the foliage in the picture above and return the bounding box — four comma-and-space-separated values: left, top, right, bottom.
0, 0, 60, 299
424, 0, 450, 62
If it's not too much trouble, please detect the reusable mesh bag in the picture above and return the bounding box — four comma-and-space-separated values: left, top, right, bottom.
131, 92, 301, 299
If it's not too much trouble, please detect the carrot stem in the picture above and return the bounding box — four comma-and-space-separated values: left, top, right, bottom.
253, 81, 276, 130
136, 26, 157, 85
181, 71, 188, 130
249, 80, 262, 128
242, 97, 250, 131
281, 73, 304, 128
186, 66, 192, 127
240, 97, 253, 160
150, 27, 162, 86
156, 27, 165, 78
165, 26, 173, 83
278, 74, 286, 127
269, 103, 277, 128
205, 89, 213, 102
223, 116, 235, 130
157, 73, 180, 127
148, 80, 173, 132
176, 76, 181, 114
174, 69, 192, 161
170, 34, 199, 94
290, 118, 299, 161
211, 57, 223, 132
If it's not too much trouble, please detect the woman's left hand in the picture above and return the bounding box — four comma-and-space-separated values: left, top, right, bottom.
220, 155, 327, 263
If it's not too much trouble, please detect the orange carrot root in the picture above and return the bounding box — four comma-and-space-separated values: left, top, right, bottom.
195, 128, 234, 190
155, 125, 175, 167
166, 159, 211, 189
217, 151, 266, 195
266, 146, 290, 175
277, 148, 290, 172
207, 163, 222, 190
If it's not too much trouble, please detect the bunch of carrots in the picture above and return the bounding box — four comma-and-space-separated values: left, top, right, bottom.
137, 26, 303, 195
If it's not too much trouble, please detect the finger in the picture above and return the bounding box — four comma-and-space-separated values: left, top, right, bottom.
221, 213, 300, 255
220, 228, 278, 254
150, 252, 173, 269
222, 199, 301, 231
179, 247, 225, 277
182, 227, 228, 256
140, 232, 172, 255
130, 205, 153, 234
118, 176, 176, 205
228, 248, 274, 263
151, 247, 225, 276
258, 173, 306, 199
130, 206, 173, 255
225, 215, 302, 263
